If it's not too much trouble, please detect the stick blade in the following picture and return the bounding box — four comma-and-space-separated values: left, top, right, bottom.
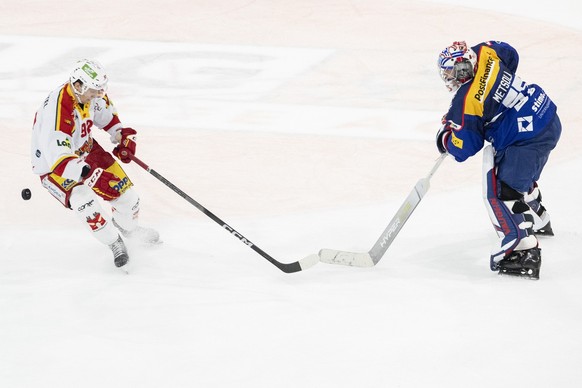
298, 254, 320, 270
318, 249, 374, 267
276, 253, 319, 273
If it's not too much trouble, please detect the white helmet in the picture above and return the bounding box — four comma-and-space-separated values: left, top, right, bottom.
437, 41, 477, 93
69, 59, 108, 95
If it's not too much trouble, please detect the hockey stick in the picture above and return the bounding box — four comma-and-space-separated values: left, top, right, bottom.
126, 153, 319, 273
319, 153, 448, 267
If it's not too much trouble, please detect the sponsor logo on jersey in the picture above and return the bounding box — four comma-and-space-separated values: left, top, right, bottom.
474, 56, 495, 103
57, 138, 71, 148
466, 46, 500, 117
532, 92, 546, 113
61, 179, 76, 190
517, 116, 534, 132
451, 131, 464, 149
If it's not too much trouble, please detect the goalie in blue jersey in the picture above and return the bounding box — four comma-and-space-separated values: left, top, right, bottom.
435, 41, 561, 279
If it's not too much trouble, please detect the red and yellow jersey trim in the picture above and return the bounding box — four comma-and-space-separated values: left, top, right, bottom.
55, 84, 76, 136
103, 113, 121, 130
50, 154, 78, 174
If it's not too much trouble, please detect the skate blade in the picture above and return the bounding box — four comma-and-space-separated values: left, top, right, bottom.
498, 268, 539, 280
534, 230, 554, 237
116, 260, 131, 275
135, 238, 163, 247
534, 221, 554, 237
145, 239, 163, 246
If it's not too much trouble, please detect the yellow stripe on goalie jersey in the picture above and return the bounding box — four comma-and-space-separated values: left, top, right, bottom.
48, 160, 133, 195
465, 46, 500, 117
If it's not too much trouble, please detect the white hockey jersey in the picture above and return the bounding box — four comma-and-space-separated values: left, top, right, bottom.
31, 82, 123, 179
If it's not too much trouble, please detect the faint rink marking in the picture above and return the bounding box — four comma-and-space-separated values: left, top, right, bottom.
0, 35, 438, 139
0, 35, 333, 104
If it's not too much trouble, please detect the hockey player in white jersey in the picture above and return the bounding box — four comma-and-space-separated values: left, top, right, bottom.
31, 59, 159, 270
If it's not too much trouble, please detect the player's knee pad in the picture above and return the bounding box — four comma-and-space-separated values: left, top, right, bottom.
110, 187, 140, 231
482, 145, 537, 269
70, 185, 118, 245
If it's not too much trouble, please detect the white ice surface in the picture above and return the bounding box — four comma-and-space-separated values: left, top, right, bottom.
1, 1, 582, 387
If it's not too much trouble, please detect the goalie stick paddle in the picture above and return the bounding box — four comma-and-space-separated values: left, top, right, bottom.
126, 153, 318, 273
319, 153, 448, 267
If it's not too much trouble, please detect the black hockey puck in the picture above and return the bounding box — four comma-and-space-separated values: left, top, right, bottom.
21, 188, 32, 200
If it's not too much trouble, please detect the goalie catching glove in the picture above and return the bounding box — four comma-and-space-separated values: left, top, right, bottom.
113, 127, 137, 163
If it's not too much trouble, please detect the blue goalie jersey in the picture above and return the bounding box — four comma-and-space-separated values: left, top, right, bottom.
442, 41, 557, 162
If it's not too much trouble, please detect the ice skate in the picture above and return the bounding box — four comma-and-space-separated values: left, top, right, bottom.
531, 203, 553, 236
526, 187, 554, 237
534, 220, 554, 236
498, 247, 541, 280
109, 235, 129, 268
113, 220, 160, 245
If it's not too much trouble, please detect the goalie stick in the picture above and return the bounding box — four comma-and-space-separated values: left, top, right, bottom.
319, 153, 447, 267
125, 152, 318, 273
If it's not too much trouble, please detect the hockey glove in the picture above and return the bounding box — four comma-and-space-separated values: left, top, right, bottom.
112, 127, 137, 163
436, 125, 450, 154
84, 167, 122, 200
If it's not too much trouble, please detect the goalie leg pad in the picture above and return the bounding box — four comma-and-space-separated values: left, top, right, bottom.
482, 146, 537, 270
